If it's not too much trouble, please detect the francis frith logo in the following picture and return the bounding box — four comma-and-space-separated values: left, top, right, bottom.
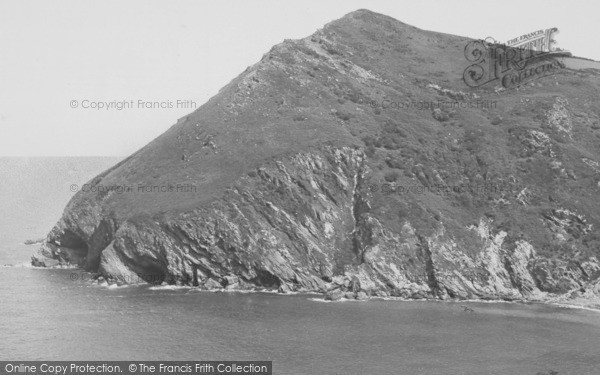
463, 27, 571, 89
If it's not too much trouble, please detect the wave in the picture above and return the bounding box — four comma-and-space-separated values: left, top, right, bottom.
545, 302, 600, 313
309, 297, 334, 303
1, 262, 47, 269
308, 297, 369, 303
307, 294, 600, 313
148, 285, 193, 291
95, 281, 135, 290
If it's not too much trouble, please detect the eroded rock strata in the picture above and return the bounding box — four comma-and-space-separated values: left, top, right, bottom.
34, 10, 600, 306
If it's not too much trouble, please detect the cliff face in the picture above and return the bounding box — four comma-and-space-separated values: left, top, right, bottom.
34, 10, 600, 304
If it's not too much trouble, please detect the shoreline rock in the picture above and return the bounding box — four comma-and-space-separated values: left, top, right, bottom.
31, 10, 600, 308
55, 266, 600, 311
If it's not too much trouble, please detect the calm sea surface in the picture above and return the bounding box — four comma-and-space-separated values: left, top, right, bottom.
1, 158, 600, 375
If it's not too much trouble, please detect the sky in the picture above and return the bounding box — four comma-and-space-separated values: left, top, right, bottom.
1, 0, 599, 156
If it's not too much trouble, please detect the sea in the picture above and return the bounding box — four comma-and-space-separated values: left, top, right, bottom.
1, 157, 600, 375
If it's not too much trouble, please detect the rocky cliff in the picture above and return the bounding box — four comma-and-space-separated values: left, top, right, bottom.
34, 10, 600, 306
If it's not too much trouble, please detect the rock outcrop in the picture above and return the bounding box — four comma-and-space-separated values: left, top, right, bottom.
34, 10, 600, 306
